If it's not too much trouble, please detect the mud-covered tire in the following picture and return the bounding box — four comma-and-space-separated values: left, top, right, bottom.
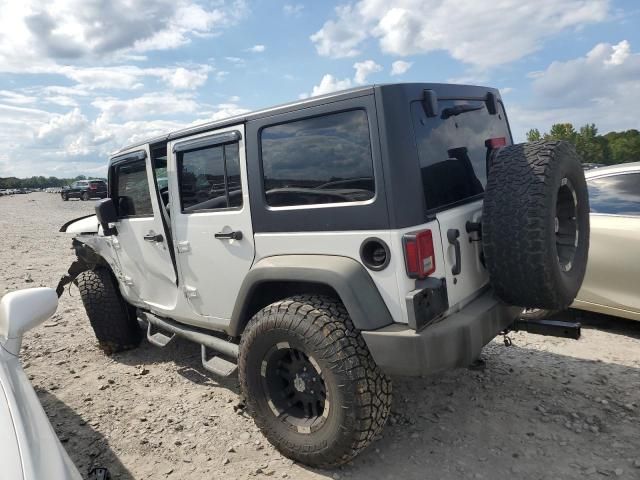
238, 295, 392, 468
483, 140, 590, 310
76, 268, 141, 354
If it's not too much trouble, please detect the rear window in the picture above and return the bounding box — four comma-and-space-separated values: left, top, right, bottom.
411, 99, 511, 211
260, 109, 375, 207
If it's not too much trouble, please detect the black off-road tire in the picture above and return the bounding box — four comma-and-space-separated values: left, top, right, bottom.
483, 140, 589, 310
76, 268, 141, 354
238, 295, 392, 468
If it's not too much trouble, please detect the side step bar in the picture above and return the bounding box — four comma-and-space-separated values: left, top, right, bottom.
139, 311, 239, 376
511, 318, 581, 340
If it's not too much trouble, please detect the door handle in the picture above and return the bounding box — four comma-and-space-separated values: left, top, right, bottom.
215, 230, 243, 241
447, 228, 461, 275
144, 233, 164, 243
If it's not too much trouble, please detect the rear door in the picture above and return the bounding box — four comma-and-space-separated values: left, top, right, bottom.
411, 98, 512, 308
577, 171, 640, 314
168, 125, 255, 321
109, 150, 178, 310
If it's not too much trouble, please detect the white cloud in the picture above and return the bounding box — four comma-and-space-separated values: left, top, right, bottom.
27, 64, 214, 91
45, 96, 79, 107
0, 97, 250, 177
310, 74, 353, 97
92, 93, 199, 123
0, 90, 37, 105
0, 0, 249, 71
283, 4, 304, 17
163, 66, 210, 89
225, 56, 246, 66
310, 5, 367, 58
311, 0, 609, 67
36, 108, 88, 144
509, 40, 640, 140
531, 40, 638, 107
246, 44, 266, 53
390, 60, 412, 76
353, 60, 382, 84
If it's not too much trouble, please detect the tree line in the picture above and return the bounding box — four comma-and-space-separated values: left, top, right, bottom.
527, 124, 640, 165
0, 175, 105, 189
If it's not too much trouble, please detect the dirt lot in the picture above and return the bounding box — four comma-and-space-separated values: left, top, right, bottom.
1, 192, 639, 480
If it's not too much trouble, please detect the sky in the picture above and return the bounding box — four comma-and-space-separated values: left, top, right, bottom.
0, 0, 638, 178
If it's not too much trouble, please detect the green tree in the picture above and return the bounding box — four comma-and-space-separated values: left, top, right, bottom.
526, 128, 542, 142
605, 129, 640, 164
575, 124, 607, 164
547, 123, 578, 143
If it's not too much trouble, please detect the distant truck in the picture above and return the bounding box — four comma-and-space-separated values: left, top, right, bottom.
61, 180, 107, 201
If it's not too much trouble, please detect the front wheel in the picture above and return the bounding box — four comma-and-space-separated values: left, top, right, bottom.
61, 193, 68, 201
81, 192, 89, 201
76, 268, 141, 354
238, 295, 392, 468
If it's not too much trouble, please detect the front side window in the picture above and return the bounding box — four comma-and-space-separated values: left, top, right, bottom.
178, 141, 243, 212
114, 159, 153, 217
588, 173, 640, 216
260, 109, 375, 207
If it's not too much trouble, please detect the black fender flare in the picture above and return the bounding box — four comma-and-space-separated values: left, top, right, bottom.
228, 255, 394, 336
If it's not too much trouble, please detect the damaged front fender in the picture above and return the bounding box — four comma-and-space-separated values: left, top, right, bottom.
55, 239, 104, 297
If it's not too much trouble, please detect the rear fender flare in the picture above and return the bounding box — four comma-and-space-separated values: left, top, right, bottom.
228, 255, 394, 337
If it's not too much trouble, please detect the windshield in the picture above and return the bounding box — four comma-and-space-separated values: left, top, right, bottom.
411, 99, 512, 212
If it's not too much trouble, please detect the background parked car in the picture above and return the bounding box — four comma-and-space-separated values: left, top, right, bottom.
61, 180, 107, 201
523, 161, 640, 321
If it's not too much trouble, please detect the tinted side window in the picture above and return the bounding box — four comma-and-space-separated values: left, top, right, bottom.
114, 160, 153, 217
411, 99, 511, 212
260, 110, 374, 207
588, 173, 640, 215
178, 142, 243, 212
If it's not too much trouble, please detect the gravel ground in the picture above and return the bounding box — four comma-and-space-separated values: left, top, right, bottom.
1, 192, 639, 480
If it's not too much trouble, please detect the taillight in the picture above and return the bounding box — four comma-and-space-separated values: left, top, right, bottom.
403, 230, 436, 279
89, 184, 97, 190
485, 137, 506, 149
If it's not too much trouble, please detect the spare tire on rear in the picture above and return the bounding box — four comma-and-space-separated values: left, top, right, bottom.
482, 140, 589, 310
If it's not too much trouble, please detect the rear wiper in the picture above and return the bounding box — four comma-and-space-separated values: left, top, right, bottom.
440, 104, 484, 119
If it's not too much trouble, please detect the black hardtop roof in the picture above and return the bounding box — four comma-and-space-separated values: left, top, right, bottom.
112, 82, 501, 157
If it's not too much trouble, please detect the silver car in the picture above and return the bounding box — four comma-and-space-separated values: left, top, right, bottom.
0, 288, 82, 480
523, 161, 640, 321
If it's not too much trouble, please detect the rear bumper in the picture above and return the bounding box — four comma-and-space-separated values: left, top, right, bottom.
361, 290, 521, 376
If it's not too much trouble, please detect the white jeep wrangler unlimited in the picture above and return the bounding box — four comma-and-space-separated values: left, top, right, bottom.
58, 83, 590, 468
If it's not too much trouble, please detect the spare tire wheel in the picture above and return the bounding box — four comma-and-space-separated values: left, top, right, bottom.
482, 140, 590, 310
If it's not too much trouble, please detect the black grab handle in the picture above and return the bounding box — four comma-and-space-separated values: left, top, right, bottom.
447, 228, 461, 275
215, 230, 243, 241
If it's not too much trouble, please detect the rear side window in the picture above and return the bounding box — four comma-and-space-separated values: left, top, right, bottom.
588, 173, 640, 215
178, 141, 243, 212
411, 99, 511, 212
260, 109, 375, 207
114, 160, 153, 217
